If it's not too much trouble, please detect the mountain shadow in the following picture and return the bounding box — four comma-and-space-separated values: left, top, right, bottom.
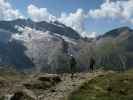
0, 40, 34, 70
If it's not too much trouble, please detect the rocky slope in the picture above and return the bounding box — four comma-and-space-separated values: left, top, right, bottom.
0, 69, 103, 100
0, 19, 81, 71
68, 69, 133, 100
0, 18, 133, 72
93, 27, 133, 70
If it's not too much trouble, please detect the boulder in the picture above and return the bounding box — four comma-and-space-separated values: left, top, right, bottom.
23, 74, 61, 90
10, 91, 35, 100
38, 74, 61, 85
23, 81, 51, 90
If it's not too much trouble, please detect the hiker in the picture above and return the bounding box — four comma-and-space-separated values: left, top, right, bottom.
70, 54, 76, 79
28, 33, 31, 39
89, 57, 95, 72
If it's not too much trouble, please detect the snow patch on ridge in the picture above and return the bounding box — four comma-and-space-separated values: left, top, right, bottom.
12, 25, 77, 45
12, 26, 53, 42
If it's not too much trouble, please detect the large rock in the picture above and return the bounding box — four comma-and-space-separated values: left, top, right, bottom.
23, 74, 61, 90
23, 81, 52, 90
37, 74, 61, 84
10, 91, 35, 100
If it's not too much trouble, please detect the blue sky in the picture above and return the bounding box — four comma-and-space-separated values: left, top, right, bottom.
1, 0, 133, 37
9, 0, 103, 16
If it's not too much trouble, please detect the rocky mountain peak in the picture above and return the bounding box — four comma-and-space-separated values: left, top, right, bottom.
102, 26, 133, 38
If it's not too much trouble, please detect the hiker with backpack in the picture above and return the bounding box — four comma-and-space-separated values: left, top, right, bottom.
69, 54, 77, 79
89, 57, 95, 72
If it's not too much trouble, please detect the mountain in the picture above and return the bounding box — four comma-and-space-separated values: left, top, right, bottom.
0, 18, 133, 72
94, 26, 133, 70
0, 19, 80, 39
102, 26, 133, 38
0, 19, 81, 72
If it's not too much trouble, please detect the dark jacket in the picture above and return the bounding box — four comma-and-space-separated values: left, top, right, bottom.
70, 56, 76, 71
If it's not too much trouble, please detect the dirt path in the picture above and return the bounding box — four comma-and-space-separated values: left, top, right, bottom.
38, 71, 103, 100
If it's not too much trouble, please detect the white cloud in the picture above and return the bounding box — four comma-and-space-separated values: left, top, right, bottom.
27, 4, 56, 22
0, 0, 24, 20
58, 9, 97, 38
88, 0, 133, 23
27, 5, 92, 37
58, 9, 89, 37
26, 1, 133, 38
0, 0, 132, 38
82, 32, 97, 38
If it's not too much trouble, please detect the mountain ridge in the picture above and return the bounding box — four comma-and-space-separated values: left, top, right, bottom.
94, 26, 133, 70
0, 19, 81, 40
0, 19, 132, 72
102, 26, 133, 38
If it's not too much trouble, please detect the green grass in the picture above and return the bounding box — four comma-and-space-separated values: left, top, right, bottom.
68, 70, 133, 100
0, 96, 5, 100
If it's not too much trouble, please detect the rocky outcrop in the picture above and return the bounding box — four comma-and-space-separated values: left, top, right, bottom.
10, 91, 35, 100
23, 74, 61, 90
